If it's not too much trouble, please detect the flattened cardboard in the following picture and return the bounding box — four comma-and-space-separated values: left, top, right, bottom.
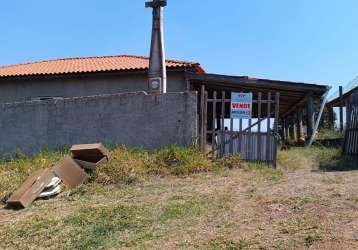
52, 156, 88, 188
70, 143, 110, 170
7, 168, 54, 208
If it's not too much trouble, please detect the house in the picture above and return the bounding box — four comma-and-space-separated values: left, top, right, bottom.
0, 55, 204, 103
0, 54, 330, 158
0, 54, 329, 142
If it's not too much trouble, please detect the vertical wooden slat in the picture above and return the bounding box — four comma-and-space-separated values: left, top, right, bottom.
274, 92, 280, 168
200, 85, 205, 152
266, 92, 271, 164
230, 118, 234, 155
344, 99, 350, 154
257, 92, 262, 161
203, 91, 208, 153
306, 94, 314, 139
212, 91, 217, 158
248, 116, 252, 161
274, 92, 280, 133
343, 92, 358, 156
239, 118, 242, 158
220, 91, 226, 157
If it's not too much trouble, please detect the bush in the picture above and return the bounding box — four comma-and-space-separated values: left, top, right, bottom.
154, 145, 212, 175
92, 145, 214, 186
0, 145, 244, 193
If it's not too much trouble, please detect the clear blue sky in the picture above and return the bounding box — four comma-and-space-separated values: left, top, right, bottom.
1, 0, 357, 93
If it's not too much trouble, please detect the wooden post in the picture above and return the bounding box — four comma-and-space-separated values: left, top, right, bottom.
288, 117, 295, 140
339, 86, 344, 132
274, 92, 280, 133
306, 93, 314, 139
220, 91, 226, 156
203, 91, 208, 152
266, 92, 271, 164
200, 85, 205, 152
328, 105, 335, 129
238, 117, 242, 157
274, 92, 280, 168
283, 119, 288, 140
257, 92, 262, 161
293, 119, 297, 141
297, 110, 303, 140
212, 91, 217, 158
230, 117, 234, 155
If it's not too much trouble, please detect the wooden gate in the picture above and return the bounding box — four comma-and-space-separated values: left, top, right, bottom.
343, 91, 358, 156
199, 86, 280, 167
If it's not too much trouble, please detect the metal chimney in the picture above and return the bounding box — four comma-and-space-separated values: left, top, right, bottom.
145, 0, 167, 93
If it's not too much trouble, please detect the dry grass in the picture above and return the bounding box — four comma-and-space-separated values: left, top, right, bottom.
1, 146, 358, 249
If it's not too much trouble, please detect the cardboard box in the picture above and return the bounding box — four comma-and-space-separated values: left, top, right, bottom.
70, 143, 110, 170
53, 156, 88, 188
7, 168, 55, 208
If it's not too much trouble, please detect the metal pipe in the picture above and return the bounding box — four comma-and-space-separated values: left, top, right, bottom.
146, 0, 167, 93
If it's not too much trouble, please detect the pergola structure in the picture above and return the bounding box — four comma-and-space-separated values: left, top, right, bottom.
327, 86, 358, 131
186, 72, 329, 143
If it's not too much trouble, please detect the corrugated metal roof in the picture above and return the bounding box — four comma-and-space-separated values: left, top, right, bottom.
0, 55, 204, 78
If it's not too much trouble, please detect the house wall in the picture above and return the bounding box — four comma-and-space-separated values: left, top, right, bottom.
0, 91, 198, 157
0, 71, 188, 103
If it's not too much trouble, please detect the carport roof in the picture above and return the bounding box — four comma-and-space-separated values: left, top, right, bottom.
187, 72, 330, 118
327, 86, 358, 107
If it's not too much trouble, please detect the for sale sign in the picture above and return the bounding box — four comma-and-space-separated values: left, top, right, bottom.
231, 92, 253, 119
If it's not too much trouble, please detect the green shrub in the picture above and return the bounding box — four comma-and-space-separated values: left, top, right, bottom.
1, 145, 245, 194
154, 145, 212, 175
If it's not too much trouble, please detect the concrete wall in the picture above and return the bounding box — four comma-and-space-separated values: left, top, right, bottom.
0, 91, 197, 157
0, 71, 188, 103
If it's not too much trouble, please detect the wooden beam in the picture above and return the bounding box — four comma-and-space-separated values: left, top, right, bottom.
281, 96, 308, 118
187, 72, 328, 94
306, 94, 314, 138
297, 110, 303, 140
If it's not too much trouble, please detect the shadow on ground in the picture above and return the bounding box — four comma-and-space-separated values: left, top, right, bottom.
318, 155, 358, 172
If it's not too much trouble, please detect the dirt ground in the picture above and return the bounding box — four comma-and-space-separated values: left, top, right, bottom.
1, 151, 358, 249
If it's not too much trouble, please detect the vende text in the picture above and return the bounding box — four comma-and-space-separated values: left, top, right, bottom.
232, 103, 251, 109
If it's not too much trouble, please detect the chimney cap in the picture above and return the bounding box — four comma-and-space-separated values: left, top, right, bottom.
145, 0, 167, 8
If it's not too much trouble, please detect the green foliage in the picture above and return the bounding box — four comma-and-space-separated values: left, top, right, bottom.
155, 145, 212, 175
316, 129, 343, 140
277, 146, 342, 171
160, 197, 208, 222
64, 204, 152, 249
278, 146, 358, 171
92, 145, 213, 186
278, 216, 322, 247
214, 155, 243, 170
245, 163, 283, 182
1, 145, 245, 198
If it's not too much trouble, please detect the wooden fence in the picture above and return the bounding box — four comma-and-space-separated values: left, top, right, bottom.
216, 132, 278, 163
343, 91, 358, 156
199, 86, 280, 166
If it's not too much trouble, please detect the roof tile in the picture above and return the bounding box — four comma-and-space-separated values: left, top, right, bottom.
0, 55, 204, 78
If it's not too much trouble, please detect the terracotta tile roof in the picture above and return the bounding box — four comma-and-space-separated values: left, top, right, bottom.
0, 55, 204, 78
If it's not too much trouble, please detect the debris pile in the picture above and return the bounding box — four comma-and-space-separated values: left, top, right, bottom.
6, 143, 110, 209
